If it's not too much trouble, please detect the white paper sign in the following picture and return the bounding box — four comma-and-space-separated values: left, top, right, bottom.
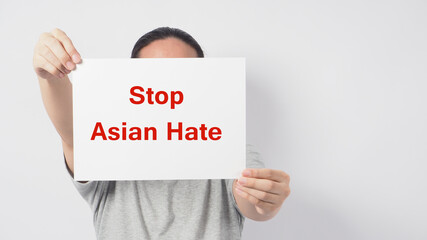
72, 58, 246, 181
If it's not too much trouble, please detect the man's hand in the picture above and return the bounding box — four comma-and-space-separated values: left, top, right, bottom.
233, 168, 290, 221
33, 28, 81, 81
34, 28, 81, 175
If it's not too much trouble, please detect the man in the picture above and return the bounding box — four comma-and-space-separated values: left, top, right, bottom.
33, 27, 290, 239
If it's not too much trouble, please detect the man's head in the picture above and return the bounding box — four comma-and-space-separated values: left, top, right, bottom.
131, 27, 204, 58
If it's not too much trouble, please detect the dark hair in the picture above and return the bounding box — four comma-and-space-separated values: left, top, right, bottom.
131, 27, 204, 58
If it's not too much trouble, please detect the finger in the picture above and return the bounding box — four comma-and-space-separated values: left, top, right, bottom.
35, 55, 64, 79
235, 183, 282, 204
39, 44, 69, 74
238, 177, 283, 194
234, 186, 274, 209
43, 35, 75, 71
242, 168, 290, 183
51, 28, 81, 64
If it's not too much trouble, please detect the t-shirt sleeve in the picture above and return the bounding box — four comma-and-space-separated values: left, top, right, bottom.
226, 143, 265, 221
63, 154, 108, 209
245, 143, 265, 169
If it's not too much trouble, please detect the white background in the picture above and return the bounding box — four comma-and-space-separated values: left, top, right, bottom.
0, 0, 426, 239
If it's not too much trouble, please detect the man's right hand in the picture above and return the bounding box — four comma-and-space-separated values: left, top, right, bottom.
35, 28, 80, 176
33, 28, 81, 81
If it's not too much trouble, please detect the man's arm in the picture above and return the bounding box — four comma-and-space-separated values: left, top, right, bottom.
34, 28, 81, 175
233, 168, 291, 221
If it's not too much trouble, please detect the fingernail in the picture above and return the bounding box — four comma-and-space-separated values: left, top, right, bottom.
242, 169, 251, 177
235, 187, 244, 195
66, 61, 75, 70
59, 73, 64, 78
72, 54, 81, 64
238, 177, 247, 185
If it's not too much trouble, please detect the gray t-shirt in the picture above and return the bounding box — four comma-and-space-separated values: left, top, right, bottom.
66, 144, 264, 240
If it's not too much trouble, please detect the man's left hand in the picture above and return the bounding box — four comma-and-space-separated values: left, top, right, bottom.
235, 168, 291, 217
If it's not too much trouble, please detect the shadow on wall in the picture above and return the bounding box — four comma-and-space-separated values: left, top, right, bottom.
286, 189, 363, 240
246, 76, 277, 153
245, 74, 362, 240
246, 72, 291, 164
243, 186, 363, 240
